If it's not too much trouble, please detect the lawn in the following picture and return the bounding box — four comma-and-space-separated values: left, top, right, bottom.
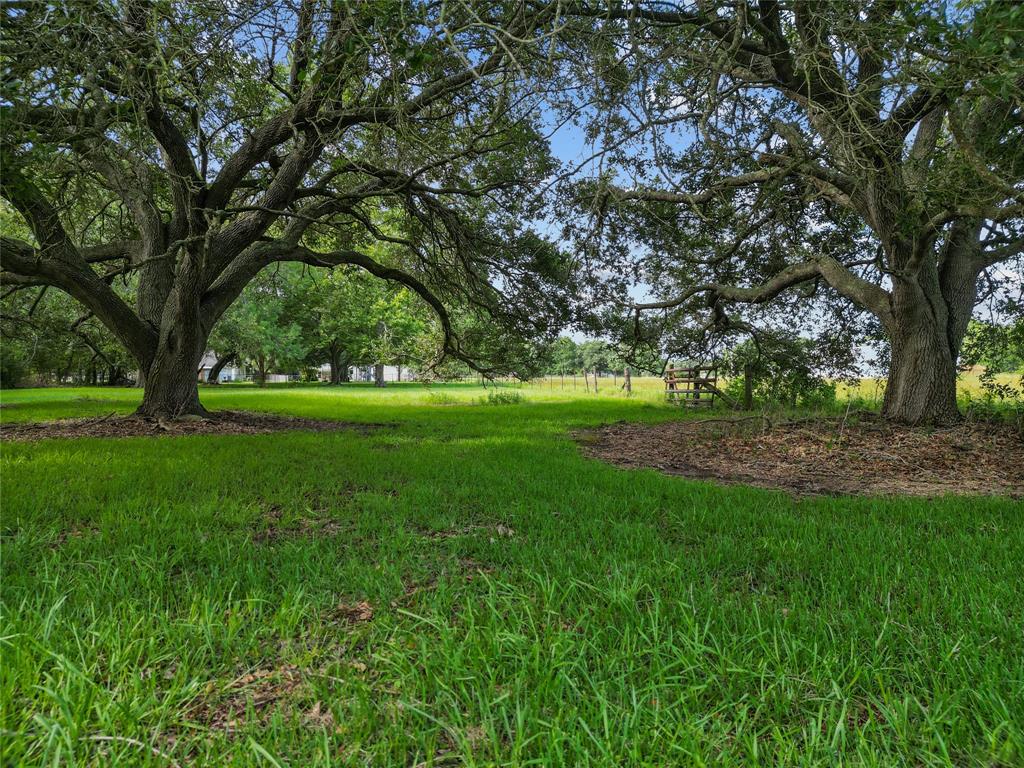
1, 384, 1022, 766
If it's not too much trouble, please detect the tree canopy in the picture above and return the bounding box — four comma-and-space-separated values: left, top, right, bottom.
2, 0, 1021, 424
1, 0, 570, 415
553, 0, 1023, 423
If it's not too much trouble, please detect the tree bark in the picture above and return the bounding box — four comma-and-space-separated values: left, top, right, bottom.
137, 345, 207, 417
206, 352, 236, 384
881, 297, 960, 425
328, 342, 343, 384
135, 278, 210, 417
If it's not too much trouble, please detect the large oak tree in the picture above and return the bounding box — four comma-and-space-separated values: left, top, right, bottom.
1, 0, 566, 416
557, 0, 1023, 424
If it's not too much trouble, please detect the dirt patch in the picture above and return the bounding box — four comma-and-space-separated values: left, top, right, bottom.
186, 663, 315, 733
0, 410, 385, 442
328, 600, 375, 625
416, 523, 516, 541
50, 522, 100, 548
252, 503, 352, 544
253, 484, 399, 543
578, 416, 1024, 498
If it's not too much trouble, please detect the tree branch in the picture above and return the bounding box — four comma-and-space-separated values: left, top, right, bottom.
636, 255, 893, 327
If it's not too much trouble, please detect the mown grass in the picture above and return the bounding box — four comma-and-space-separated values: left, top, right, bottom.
1, 384, 1022, 766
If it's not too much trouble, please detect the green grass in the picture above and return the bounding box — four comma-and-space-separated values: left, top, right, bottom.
1, 384, 1022, 766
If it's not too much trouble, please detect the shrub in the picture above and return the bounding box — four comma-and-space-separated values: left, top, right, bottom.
800, 381, 838, 409
425, 391, 457, 405
481, 390, 523, 405
721, 336, 838, 410
0, 346, 27, 389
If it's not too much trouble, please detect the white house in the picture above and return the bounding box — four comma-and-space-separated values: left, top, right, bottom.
198, 351, 412, 384
197, 352, 246, 383
315, 364, 413, 382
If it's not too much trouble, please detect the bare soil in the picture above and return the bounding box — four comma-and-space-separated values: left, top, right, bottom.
578, 415, 1024, 498
0, 410, 384, 442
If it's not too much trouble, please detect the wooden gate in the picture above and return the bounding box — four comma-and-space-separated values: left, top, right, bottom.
665, 365, 718, 407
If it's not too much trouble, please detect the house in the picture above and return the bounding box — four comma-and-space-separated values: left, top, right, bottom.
315, 364, 414, 382
197, 352, 246, 383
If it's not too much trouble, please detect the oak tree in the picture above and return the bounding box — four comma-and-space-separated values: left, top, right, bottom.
1, 0, 564, 416
558, 0, 1023, 423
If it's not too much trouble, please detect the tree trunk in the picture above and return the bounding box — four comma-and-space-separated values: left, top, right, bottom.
136, 279, 211, 417
206, 352, 236, 384
137, 347, 207, 417
328, 343, 343, 384
743, 362, 753, 410
882, 305, 960, 425
374, 363, 385, 387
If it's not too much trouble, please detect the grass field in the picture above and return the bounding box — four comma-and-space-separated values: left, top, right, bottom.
523, 370, 1021, 404
2, 384, 1022, 766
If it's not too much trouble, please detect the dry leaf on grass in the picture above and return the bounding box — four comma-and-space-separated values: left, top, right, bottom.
332, 600, 374, 624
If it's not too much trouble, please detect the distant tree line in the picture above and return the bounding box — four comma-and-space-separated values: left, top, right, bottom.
1, 259, 436, 389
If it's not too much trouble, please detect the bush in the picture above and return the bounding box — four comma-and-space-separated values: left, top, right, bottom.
962, 369, 1024, 432
721, 335, 839, 410
799, 381, 838, 409
480, 389, 523, 405
0, 346, 27, 389
424, 391, 457, 405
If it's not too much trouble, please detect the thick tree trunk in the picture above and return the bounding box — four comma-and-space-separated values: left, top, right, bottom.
136, 287, 209, 418
137, 347, 207, 418
374, 363, 385, 387
882, 307, 960, 425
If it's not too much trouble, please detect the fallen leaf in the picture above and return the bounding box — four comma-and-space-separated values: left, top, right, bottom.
334, 600, 374, 623
464, 725, 488, 748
